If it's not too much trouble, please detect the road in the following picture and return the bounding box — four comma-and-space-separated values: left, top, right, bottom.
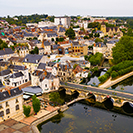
60, 82, 133, 101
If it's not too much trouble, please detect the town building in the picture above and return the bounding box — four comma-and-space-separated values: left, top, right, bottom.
0, 48, 15, 61
101, 21, 123, 36
23, 54, 43, 73
0, 87, 23, 122
54, 17, 71, 28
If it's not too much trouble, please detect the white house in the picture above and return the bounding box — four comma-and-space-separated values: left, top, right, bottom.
39, 74, 60, 93
4, 66, 29, 87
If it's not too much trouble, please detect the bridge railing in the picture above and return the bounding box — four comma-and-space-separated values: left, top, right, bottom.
60, 82, 133, 101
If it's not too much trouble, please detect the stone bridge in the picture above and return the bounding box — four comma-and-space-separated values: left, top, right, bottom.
59, 82, 133, 114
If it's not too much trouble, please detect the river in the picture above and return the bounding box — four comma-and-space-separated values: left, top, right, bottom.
87, 69, 106, 86
38, 101, 133, 133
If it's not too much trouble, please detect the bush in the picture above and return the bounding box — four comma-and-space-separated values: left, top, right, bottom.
111, 71, 119, 79
98, 73, 109, 83
23, 105, 31, 117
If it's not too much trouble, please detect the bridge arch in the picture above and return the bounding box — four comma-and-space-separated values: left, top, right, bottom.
122, 102, 133, 114
103, 96, 114, 110
86, 92, 96, 103
58, 86, 66, 92
71, 90, 79, 98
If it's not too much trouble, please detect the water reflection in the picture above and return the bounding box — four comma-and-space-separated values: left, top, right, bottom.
111, 76, 133, 93
38, 102, 133, 133
87, 70, 106, 86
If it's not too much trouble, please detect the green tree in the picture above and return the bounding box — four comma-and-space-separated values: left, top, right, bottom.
49, 92, 64, 106
30, 46, 39, 54
58, 37, 64, 42
73, 64, 78, 69
51, 38, 54, 42
23, 105, 31, 117
95, 38, 102, 43
89, 33, 93, 38
32, 95, 40, 114
112, 36, 133, 64
34, 46, 39, 54
84, 36, 89, 39
65, 27, 75, 39
127, 28, 133, 36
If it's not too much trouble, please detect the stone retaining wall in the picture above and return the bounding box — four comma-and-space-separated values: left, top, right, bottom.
31, 110, 59, 133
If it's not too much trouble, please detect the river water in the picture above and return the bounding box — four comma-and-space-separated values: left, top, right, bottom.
38, 101, 133, 133
87, 69, 106, 86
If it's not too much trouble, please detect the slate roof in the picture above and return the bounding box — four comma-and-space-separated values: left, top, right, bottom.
0, 87, 22, 101
8, 57, 24, 63
43, 41, 50, 46
32, 70, 44, 76
0, 48, 14, 56
59, 64, 71, 71
59, 27, 66, 32
10, 87, 23, 97
47, 32, 58, 37
23, 54, 43, 64
47, 62, 56, 67
106, 27, 118, 32
10, 72, 24, 78
15, 46, 28, 50
95, 42, 106, 47
37, 63, 46, 70
22, 86, 42, 94
8, 64, 26, 71
0, 61, 9, 67
0, 69, 11, 76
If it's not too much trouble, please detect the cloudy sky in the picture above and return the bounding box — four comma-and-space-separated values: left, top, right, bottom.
0, 0, 132, 17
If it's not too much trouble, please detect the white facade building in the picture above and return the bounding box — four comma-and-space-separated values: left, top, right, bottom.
54, 17, 71, 28
0, 87, 23, 122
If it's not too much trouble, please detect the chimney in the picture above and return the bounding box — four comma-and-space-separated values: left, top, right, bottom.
18, 87, 21, 91
94, 43, 96, 47
37, 71, 39, 76
99, 43, 101, 47
65, 65, 67, 70
7, 90, 11, 95
3, 48, 5, 51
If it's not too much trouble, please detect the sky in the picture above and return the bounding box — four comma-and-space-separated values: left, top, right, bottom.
0, 0, 133, 17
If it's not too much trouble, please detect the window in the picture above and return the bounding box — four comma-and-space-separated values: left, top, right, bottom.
6, 109, 10, 115
16, 98, 18, 103
6, 102, 9, 107
0, 104, 3, 109
45, 84, 47, 87
0, 111, 4, 117
63, 73, 65, 76
25, 79, 27, 82
16, 105, 19, 110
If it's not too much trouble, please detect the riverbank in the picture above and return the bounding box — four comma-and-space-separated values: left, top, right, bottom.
99, 71, 133, 88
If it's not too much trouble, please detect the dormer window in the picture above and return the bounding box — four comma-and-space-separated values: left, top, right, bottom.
36, 60, 38, 63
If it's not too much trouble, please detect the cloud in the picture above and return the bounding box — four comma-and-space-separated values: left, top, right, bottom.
0, 0, 133, 17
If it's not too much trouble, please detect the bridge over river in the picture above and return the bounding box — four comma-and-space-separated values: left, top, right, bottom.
60, 82, 133, 114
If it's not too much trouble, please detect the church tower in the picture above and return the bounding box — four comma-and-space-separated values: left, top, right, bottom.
101, 21, 106, 34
